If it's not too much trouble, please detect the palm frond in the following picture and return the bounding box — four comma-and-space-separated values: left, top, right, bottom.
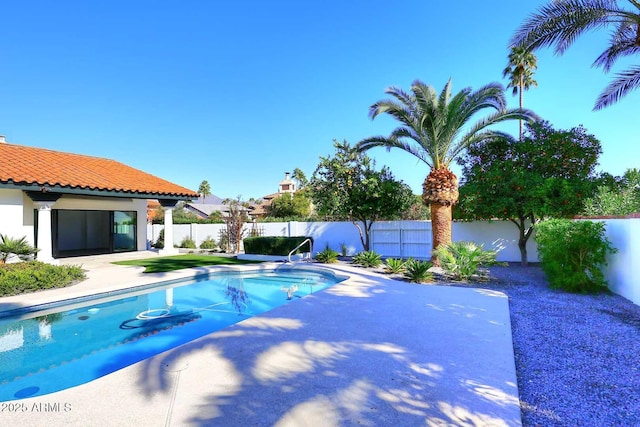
592, 22, 640, 71
357, 135, 433, 167
369, 99, 415, 129
446, 108, 539, 165
361, 79, 527, 170
594, 65, 640, 109
511, 0, 621, 54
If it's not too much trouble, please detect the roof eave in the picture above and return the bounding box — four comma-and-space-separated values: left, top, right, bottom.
0, 182, 197, 200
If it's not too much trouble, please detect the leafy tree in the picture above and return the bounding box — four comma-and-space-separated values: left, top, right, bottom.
208, 211, 225, 223
309, 140, 414, 251
172, 204, 203, 224
198, 180, 211, 203
583, 168, 640, 215
358, 79, 537, 258
456, 121, 602, 265
512, 0, 640, 110
401, 195, 431, 220
503, 46, 538, 141
266, 190, 311, 218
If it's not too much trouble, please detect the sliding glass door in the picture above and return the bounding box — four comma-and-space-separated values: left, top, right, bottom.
113, 211, 136, 252
52, 210, 137, 257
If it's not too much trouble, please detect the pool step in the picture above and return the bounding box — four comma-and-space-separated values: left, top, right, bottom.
242, 276, 319, 286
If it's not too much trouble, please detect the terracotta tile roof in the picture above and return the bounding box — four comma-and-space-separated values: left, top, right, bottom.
0, 143, 198, 198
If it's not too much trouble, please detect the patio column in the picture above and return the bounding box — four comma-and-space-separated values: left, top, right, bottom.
159, 199, 179, 256
34, 201, 58, 265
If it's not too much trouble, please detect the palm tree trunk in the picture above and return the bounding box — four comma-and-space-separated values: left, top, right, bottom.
430, 202, 452, 264
519, 79, 524, 141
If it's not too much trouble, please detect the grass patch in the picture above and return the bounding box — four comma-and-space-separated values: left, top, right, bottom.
0, 262, 86, 297
113, 254, 263, 273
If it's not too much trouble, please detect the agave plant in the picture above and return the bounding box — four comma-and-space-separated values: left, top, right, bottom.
384, 258, 406, 274
0, 234, 38, 263
403, 259, 433, 283
352, 250, 382, 268
433, 241, 502, 281
314, 245, 339, 264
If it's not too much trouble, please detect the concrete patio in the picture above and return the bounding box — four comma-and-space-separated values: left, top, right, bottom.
0, 253, 521, 426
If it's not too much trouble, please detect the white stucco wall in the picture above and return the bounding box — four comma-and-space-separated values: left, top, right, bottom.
0, 189, 33, 243
454, 220, 539, 263
601, 218, 640, 305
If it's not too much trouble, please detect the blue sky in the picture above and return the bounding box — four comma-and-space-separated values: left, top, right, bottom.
1, 1, 638, 199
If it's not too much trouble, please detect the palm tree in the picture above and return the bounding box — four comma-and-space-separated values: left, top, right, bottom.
292, 167, 308, 189
358, 79, 537, 257
512, 0, 640, 110
198, 180, 211, 204
503, 46, 538, 140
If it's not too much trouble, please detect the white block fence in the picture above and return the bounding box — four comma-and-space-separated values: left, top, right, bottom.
148, 220, 535, 261
148, 217, 640, 306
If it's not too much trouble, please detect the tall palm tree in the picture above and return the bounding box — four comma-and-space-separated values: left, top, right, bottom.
512, 0, 640, 110
503, 46, 538, 140
358, 79, 537, 257
198, 180, 211, 204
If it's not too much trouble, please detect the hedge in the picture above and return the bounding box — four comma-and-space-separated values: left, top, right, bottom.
243, 236, 313, 256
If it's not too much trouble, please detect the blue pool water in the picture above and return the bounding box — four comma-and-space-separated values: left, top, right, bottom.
0, 267, 343, 401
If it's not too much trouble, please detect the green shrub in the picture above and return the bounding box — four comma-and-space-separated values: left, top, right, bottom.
352, 251, 382, 268
404, 259, 433, 283
243, 236, 313, 256
0, 262, 86, 297
0, 234, 38, 262
153, 229, 165, 249
535, 219, 616, 293
314, 245, 339, 263
179, 237, 197, 249
199, 236, 217, 250
433, 241, 502, 281
384, 258, 406, 274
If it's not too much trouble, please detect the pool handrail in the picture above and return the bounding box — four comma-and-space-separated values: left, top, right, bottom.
288, 238, 313, 263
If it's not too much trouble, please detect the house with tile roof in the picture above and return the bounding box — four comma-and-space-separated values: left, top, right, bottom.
251, 172, 298, 218
0, 138, 198, 262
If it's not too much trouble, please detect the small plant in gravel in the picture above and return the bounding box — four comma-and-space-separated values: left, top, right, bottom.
179, 237, 197, 249
384, 258, 406, 274
352, 250, 382, 268
153, 229, 165, 249
340, 242, 348, 257
433, 241, 502, 281
403, 259, 433, 283
315, 245, 339, 263
535, 219, 616, 293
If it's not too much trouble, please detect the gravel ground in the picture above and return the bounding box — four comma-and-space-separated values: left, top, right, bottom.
473, 264, 640, 426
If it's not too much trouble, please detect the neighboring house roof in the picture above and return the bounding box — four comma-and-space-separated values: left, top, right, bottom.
185, 203, 228, 218
194, 194, 224, 204
147, 200, 161, 222
184, 203, 253, 219
0, 143, 198, 199
252, 170, 299, 217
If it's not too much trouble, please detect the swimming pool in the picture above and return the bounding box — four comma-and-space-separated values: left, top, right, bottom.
0, 267, 345, 401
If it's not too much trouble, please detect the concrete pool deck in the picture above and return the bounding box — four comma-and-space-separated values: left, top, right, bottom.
0, 252, 522, 426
